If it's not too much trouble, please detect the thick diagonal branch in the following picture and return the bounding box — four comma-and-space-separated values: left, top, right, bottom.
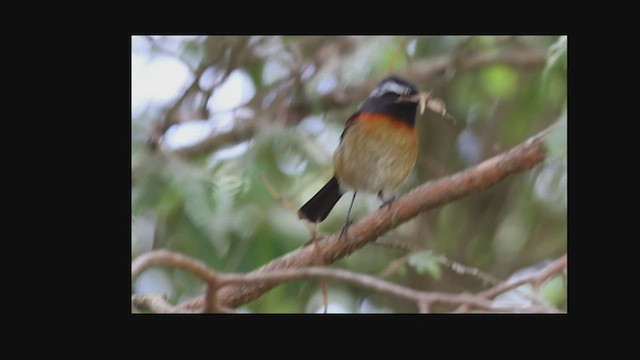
175, 124, 553, 311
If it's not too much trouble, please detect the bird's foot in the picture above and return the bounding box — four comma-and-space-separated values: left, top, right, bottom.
378, 191, 396, 209
338, 219, 353, 240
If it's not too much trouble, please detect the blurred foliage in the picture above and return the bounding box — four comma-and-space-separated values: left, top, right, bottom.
132, 35, 567, 313
408, 251, 443, 280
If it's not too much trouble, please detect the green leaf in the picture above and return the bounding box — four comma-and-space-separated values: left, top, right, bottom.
541, 274, 566, 308
480, 65, 518, 98
408, 251, 442, 280
545, 108, 567, 160
545, 36, 567, 75
368, 38, 407, 77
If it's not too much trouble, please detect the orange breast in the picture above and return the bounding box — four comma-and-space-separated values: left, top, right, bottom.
333, 113, 418, 194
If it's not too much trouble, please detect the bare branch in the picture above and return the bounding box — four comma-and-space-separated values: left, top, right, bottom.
378, 255, 410, 278
132, 250, 565, 313
374, 240, 559, 310
132, 249, 217, 283
170, 121, 258, 158
261, 174, 300, 214
132, 294, 185, 313
131, 250, 226, 313
437, 254, 502, 286
146, 37, 253, 149
131, 251, 424, 312
479, 254, 567, 300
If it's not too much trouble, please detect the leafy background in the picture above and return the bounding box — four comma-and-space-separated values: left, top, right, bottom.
131, 35, 567, 313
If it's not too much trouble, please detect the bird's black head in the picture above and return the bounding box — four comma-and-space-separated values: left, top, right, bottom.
359, 76, 420, 125
369, 76, 418, 99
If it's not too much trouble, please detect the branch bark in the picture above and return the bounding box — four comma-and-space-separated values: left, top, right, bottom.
172, 123, 553, 311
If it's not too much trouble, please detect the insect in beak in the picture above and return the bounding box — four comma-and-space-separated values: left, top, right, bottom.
397, 91, 456, 124
397, 92, 430, 115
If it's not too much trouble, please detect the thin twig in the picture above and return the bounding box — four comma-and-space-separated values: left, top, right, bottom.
144, 36, 197, 73
437, 254, 502, 286
147, 37, 251, 149
375, 239, 554, 307
479, 254, 567, 300
378, 255, 410, 278
170, 121, 257, 158
261, 175, 300, 214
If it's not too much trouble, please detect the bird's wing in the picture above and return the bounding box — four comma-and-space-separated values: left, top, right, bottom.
340, 112, 360, 143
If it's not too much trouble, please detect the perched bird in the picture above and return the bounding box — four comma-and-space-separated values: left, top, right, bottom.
298, 76, 423, 231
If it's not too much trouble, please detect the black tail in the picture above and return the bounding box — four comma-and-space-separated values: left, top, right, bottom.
298, 176, 344, 223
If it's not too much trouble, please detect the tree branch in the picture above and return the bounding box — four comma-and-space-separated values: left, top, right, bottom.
172, 123, 552, 311
479, 254, 567, 300
132, 294, 178, 313
132, 249, 217, 282
132, 249, 564, 313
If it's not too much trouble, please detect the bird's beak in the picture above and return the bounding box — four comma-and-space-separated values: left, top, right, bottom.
397, 92, 430, 115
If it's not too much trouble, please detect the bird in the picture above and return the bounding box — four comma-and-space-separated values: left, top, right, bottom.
298, 75, 423, 233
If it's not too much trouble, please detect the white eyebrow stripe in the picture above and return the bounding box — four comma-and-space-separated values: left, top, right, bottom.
370, 81, 412, 97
